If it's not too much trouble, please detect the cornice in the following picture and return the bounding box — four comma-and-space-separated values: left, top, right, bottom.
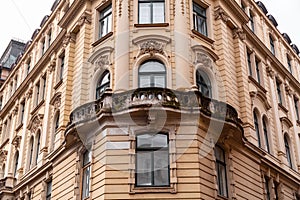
243, 25, 300, 93
0, 30, 66, 118
58, 0, 86, 29
222, 0, 249, 24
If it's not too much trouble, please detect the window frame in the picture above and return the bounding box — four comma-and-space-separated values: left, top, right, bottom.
255, 57, 261, 84
294, 96, 299, 121
287, 55, 292, 74
276, 78, 283, 105
19, 101, 25, 125
193, 2, 207, 36
264, 176, 271, 200
253, 111, 261, 148
284, 135, 292, 168
249, 11, 255, 32
215, 145, 228, 197
81, 151, 91, 199
138, 0, 165, 24
98, 4, 112, 39
96, 70, 110, 99
262, 117, 270, 153
135, 132, 170, 187
59, 53, 65, 81
196, 69, 212, 98
138, 60, 166, 88
269, 35, 275, 55
13, 151, 19, 178
46, 180, 52, 200
247, 50, 252, 76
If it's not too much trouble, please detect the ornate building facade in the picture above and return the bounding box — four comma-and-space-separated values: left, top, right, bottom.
0, 0, 300, 199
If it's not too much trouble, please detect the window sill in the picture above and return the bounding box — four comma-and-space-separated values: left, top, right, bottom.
92, 32, 113, 47
134, 23, 169, 28
191, 29, 214, 44
248, 76, 267, 93
54, 80, 63, 90
217, 195, 229, 200
130, 186, 176, 194
30, 100, 45, 115
15, 123, 23, 132
278, 103, 288, 113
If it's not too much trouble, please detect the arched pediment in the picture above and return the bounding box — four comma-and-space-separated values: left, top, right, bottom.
250, 91, 271, 110
50, 92, 62, 110
280, 117, 293, 129
132, 35, 171, 58
27, 114, 44, 133
88, 46, 114, 65
191, 45, 219, 63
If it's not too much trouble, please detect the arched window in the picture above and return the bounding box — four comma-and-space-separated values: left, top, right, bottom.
14, 151, 19, 177
262, 117, 270, 153
96, 70, 110, 99
138, 60, 166, 88
196, 70, 212, 98
284, 135, 292, 168
253, 111, 261, 148
29, 136, 34, 167
35, 132, 41, 165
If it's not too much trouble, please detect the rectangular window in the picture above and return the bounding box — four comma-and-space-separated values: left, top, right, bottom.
99, 4, 112, 38
27, 60, 31, 75
20, 101, 25, 124
138, 0, 165, 24
46, 181, 52, 200
42, 76, 46, 100
247, 51, 252, 76
264, 176, 271, 200
255, 58, 261, 84
35, 82, 40, 106
82, 151, 91, 199
41, 40, 45, 55
294, 97, 299, 121
48, 30, 52, 47
136, 133, 169, 187
274, 182, 279, 200
287, 55, 292, 73
270, 35, 275, 55
276, 79, 282, 104
0, 96, 3, 110
215, 145, 228, 197
59, 54, 65, 81
249, 11, 255, 32
193, 2, 207, 36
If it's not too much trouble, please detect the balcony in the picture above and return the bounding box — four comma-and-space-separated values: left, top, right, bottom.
67, 87, 242, 131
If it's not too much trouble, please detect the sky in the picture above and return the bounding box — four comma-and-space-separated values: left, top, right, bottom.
0, 0, 299, 55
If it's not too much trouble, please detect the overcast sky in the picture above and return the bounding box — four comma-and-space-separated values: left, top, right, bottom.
0, 0, 299, 55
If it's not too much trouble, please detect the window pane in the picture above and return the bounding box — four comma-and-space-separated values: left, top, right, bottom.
137, 134, 167, 148
82, 166, 91, 199
153, 2, 164, 23
139, 3, 151, 24
154, 150, 169, 186
215, 146, 224, 162
154, 75, 165, 87
139, 75, 151, 88
83, 151, 91, 166
139, 61, 165, 72
217, 164, 227, 196
136, 151, 152, 186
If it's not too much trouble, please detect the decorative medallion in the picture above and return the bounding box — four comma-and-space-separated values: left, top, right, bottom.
138, 40, 165, 57
50, 92, 62, 111
12, 135, 22, 148
27, 114, 44, 133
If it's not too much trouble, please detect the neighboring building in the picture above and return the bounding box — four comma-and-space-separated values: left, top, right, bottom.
0, 40, 25, 87
1, 0, 300, 199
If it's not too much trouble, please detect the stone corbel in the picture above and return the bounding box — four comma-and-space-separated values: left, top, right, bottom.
26, 87, 33, 99
63, 32, 76, 47
266, 65, 274, 78
233, 28, 246, 41
12, 135, 22, 149
78, 10, 92, 26
48, 58, 57, 73
0, 150, 8, 162
284, 83, 292, 96
214, 6, 229, 23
